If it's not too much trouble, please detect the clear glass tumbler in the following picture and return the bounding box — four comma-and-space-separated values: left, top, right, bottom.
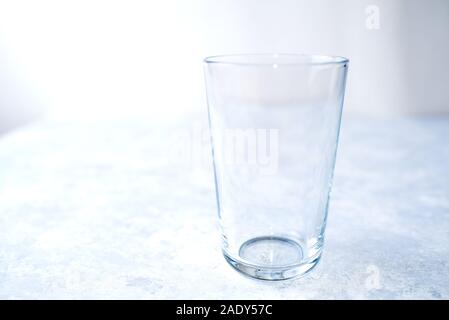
204, 54, 349, 280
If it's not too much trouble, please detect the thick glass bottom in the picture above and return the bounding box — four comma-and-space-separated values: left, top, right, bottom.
223, 236, 321, 281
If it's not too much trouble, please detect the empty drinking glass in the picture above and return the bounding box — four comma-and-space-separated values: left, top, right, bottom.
204, 54, 349, 280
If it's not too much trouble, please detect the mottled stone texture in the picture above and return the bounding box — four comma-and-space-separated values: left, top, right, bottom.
0, 115, 448, 299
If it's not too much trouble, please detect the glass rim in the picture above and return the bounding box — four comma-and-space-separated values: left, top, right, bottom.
203, 53, 349, 66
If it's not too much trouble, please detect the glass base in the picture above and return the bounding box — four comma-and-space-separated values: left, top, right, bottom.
223, 236, 321, 281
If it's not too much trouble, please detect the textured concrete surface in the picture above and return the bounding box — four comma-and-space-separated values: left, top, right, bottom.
0, 114, 448, 299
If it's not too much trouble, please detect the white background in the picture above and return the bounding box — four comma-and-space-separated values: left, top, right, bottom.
1, 0, 448, 132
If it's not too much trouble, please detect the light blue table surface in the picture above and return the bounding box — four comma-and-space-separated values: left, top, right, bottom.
0, 114, 448, 299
